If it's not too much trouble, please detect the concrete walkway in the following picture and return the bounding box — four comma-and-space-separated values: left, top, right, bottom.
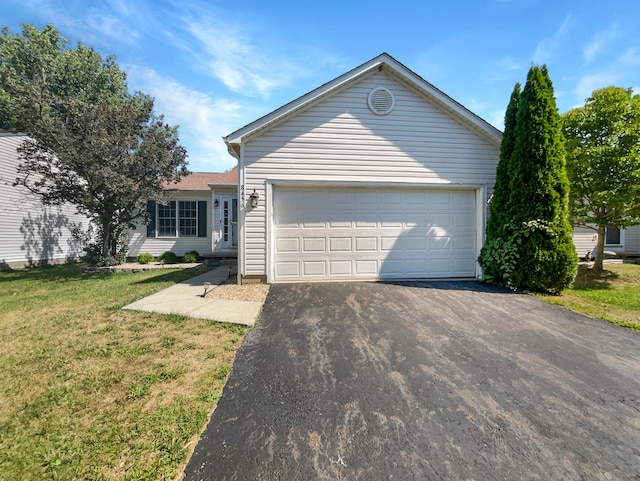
122, 266, 260, 326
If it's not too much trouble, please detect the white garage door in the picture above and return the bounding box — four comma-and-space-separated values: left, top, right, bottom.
272, 186, 477, 282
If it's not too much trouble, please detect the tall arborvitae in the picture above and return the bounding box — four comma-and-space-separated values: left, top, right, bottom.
486, 83, 520, 238
478, 83, 520, 283
507, 65, 576, 292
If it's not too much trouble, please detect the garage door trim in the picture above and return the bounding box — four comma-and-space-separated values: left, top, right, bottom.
265, 181, 486, 283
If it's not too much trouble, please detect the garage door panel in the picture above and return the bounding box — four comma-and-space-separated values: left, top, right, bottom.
381, 236, 399, 251
405, 213, 427, 226
329, 237, 352, 251
355, 191, 378, 204
355, 260, 378, 275
455, 236, 475, 249
454, 191, 476, 206
301, 215, 325, 228
454, 258, 476, 274
429, 191, 451, 204
380, 213, 403, 227
405, 191, 427, 204
431, 258, 453, 274
329, 260, 352, 275
355, 237, 377, 251
276, 237, 299, 253
276, 262, 300, 277
303, 261, 326, 276
302, 237, 325, 252
430, 237, 452, 250
273, 187, 477, 281
455, 213, 475, 226
380, 259, 404, 276
355, 215, 377, 227
381, 191, 402, 203
328, 214, 352, 228
405, 236, 427, 250
406, 259, 429, 274
429, 213, 451, 226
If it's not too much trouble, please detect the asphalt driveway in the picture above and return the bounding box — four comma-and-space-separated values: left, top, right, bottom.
184, 281, 640, 480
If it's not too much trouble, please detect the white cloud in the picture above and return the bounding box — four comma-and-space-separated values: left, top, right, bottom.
533, 14, 572, 63
125, 65, 246, 171
583, 24, 621, 62
496, 56, 520, 71
86, 14, 139, 43
575, 72, 619, 102
619, 47, 640, 65
487, 109, 506, 130
184, 19, 307, 98
468, 98, 489, 112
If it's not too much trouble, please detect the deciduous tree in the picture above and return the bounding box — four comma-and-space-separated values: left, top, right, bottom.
562, 86, 640, 274
0, 24, 188, 263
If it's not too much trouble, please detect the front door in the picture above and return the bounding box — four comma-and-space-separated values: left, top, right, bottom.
221, 197, 238, 249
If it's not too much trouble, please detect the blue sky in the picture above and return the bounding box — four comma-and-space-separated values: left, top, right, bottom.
4, 0, 640, 172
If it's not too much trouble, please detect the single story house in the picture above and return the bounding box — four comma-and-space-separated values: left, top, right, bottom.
0, 130, 89, 269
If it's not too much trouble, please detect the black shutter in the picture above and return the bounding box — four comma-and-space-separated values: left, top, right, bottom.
197, 200, 207, 237
146, 201, 156, 237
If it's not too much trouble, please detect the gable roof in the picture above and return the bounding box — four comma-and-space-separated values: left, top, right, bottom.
163, 167, 237, 190
223, 52, 502, 156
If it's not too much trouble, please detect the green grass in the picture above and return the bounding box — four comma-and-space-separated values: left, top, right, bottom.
538, 263, 640, 330
0, 264, 247, 480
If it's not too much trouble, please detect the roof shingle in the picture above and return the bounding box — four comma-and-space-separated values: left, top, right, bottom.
163, 167, 237, 190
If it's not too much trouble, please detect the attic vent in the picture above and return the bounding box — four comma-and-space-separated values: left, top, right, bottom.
368, 87, 395, 115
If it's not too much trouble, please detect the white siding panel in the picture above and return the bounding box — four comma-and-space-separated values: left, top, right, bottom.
0, 133, 90, 268
572, 227, 597, 259
625, 224, 640, 254
242, 71, 499, 276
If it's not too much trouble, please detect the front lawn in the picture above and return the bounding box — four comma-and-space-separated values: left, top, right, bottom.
538, 263, 640, 330
0, 264, 247, 480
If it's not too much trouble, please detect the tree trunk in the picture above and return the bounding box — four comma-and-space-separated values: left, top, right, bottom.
593, 224, 606, 275
102, 219, 113, 259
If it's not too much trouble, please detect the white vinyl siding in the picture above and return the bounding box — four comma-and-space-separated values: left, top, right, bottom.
0, 132, 90, 268
572, 227, 598, 259
626, 224, 640, 254
241, 71, 499, 277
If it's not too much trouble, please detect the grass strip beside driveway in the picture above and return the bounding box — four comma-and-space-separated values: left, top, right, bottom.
538, 263, 640, 330
0, 264, 246, 481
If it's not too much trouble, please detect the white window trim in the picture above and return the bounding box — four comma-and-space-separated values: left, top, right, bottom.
156, 200, 199, 238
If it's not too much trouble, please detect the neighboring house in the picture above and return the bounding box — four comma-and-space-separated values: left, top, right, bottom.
126, 168, 238, 257
572, 225, 640, 259
0, 130, 89, 269
223, 53, 503, 283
